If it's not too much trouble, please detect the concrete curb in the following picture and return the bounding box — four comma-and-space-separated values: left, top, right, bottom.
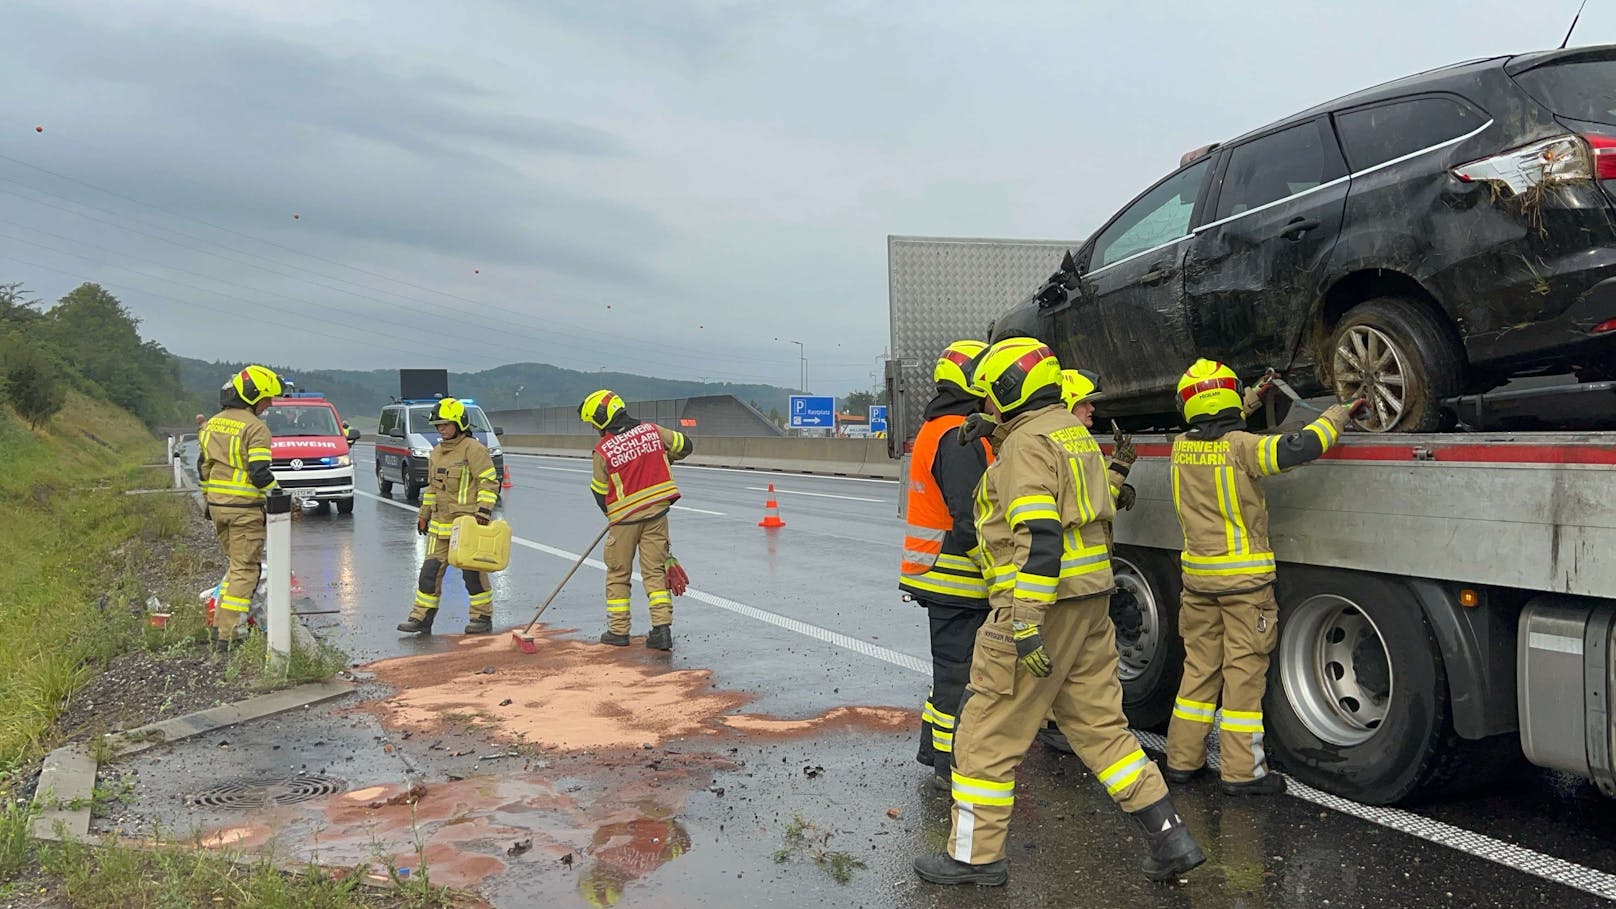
30, 680, 355, 842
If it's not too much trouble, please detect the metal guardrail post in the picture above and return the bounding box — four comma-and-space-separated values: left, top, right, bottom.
265, 490, 293, 671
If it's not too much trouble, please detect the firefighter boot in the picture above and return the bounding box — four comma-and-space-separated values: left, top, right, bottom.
1222, 773, 1287, 797
1035, 721, 1075, 754
599, 631, 631, 646
646, 624, 672, 651
912, 854, 1008, 887
1132, 796, 1206, 882
464, 617, 493, 635
396, 609, 437, 635
1163, 764, 1209, 784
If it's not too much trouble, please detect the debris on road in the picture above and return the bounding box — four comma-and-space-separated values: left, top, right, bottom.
507, 837, 533, 857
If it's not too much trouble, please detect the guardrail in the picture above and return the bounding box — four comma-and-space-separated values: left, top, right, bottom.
500, 435, 900, 480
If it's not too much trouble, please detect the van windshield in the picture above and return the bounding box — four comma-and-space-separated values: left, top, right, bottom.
1515, 58, 1616, 125
408, 405, 494, 435
262, 405, 341, 437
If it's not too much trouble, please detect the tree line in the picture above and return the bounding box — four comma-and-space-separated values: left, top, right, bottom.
0, 282, 195, 429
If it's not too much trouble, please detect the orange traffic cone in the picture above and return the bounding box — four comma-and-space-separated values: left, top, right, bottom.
502, 467, 514, 490
758, 483, 786, 528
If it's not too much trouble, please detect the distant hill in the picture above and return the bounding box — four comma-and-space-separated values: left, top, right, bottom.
178, 358, 800, 424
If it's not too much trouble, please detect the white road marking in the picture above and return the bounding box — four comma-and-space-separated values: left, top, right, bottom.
670, 505, 726, 516
517, 464, 590, 474
744, 486, 884, 503
352, 488, 1616, 900
506, 451, 900, 485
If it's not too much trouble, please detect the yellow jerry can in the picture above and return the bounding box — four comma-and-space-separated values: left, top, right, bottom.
448, 515, 511, 572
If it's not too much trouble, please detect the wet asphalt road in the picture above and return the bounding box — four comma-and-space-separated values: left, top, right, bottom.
235, 448, 1616, 907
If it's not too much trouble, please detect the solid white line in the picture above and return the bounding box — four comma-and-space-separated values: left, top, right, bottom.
744, 486, 884, 503
670, 505, 726, 516
505, 451, 899, 485
352, 488, 1616, 899
518, 464, 590, 474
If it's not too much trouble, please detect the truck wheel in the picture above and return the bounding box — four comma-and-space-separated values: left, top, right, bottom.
336, 497, 354, 515
377, 465, 393, 497
314, 500, 331, 515
1329, 297, 1463, 433
1267, 568, 1458, 805
1115, 547, 1184, 732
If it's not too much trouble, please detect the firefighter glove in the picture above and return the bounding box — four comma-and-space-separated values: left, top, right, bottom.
958, 412, 999, 446
1115, 482, 1137, 511
1013, 621, 1052, 677
1110, 422, 1137, 468
665, 556, 690, 596
417, 516, 428, 536
1348, 397, 1371, 420
475, 510, 491, 526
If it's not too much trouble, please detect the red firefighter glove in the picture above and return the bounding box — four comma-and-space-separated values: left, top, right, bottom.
416, 516, 429, 536
1348, 397, 1372, 421
664, 556, 690, 597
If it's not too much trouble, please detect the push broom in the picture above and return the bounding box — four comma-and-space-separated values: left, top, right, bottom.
512, 523, 611, 654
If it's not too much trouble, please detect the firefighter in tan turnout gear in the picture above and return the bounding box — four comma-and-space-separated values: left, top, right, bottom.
197, 365, 283, 649
396, 398, 501, 636
1163, 359, 1364, 794
582, 389, 693, 651
913, 338, 1204, 888
901, 340, 994, 791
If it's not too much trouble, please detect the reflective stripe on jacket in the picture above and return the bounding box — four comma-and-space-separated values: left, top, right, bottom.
418, 434, 498, 537
974, 404, 1114, 624
899, 414, 993, 606
1170, 406, 1348, 592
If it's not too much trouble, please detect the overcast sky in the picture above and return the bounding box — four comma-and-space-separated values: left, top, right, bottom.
1, 0, 1609, 395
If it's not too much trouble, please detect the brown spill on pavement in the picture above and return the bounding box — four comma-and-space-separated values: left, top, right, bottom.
190, 625, 916, 905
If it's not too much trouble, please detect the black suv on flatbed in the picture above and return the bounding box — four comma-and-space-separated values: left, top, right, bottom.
996, 45, 1616, 431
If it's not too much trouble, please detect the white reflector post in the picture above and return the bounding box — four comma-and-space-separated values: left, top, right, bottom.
265, 490, 293, 672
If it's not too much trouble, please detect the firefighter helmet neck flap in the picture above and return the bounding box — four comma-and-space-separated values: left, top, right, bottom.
580, 389, 626, 431
1177, 359, 1245, 423
972, 338, 1063, 420
430, 398, 471, 434
935, 340, 989, 399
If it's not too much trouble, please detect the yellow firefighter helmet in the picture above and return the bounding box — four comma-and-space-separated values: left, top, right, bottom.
429, 398, 470, 431
1060, 368, 1103, 409
934, 340, 989, 397
580, 389, 625, 429
1177, 359, 1244, 421
971, 337, 1062, 415
230, 365, 283, 406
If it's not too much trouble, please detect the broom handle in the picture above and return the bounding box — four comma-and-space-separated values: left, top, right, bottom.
522, 522, 611, 636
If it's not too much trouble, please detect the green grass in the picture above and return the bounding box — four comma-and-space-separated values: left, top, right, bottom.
37, 836, 472, 908
772, 813, 867, 885
225, 629, 350, 691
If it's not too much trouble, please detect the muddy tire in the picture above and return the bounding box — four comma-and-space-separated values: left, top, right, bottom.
1329, 297, 1463, 433
1115, 547, 1184, 732
1267, 567, 1463, 805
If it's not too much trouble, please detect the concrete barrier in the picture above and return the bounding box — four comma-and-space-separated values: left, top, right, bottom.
501, 435, 900, 479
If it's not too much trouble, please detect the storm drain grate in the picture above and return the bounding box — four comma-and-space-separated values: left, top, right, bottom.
187, 773, 347, 810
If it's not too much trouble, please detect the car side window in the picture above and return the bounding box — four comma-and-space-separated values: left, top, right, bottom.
1334, 96, 1484, 172
1214, 121, 1330, 220
1091, 159, 1210, 269
378, 408, 397, 437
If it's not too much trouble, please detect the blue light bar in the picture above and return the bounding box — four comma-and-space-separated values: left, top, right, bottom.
282, 392, 325, 398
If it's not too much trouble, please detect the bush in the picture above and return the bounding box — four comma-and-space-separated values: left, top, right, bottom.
1, 344, 66, 428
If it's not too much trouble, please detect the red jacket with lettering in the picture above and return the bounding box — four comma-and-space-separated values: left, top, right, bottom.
590, 419, 692, 524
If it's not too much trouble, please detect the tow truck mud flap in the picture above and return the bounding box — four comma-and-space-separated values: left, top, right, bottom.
1518, 597, 1616, 794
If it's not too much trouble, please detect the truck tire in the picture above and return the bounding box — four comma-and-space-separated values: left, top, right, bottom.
336, 497, 355, 515
1328, 297, 1463, 433
377, 465, 393, 498
1266, 567, 1463, 805
1115, 547, 1184, 732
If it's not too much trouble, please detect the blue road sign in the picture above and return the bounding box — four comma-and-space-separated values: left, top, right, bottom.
868, 405, 888, 434
788, 395, 836, 428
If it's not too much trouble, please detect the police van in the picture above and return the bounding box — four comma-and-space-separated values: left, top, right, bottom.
374, 398, 505, 503
261, 391, 361, 515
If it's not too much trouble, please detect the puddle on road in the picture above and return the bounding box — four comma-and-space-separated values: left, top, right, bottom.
190, 625, 915, 905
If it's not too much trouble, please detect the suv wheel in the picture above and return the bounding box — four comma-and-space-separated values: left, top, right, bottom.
1330, 297, 1462, 433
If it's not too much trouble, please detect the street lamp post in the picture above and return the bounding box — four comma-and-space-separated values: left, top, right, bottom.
774, 337, 806, 393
